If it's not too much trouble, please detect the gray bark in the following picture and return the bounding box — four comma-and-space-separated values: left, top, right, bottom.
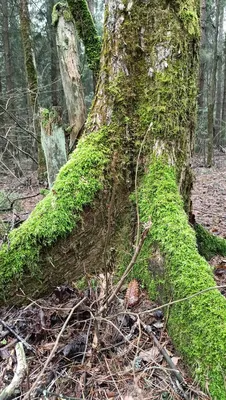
55, 5, 86, 149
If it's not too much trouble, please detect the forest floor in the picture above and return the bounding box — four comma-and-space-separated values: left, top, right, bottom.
0, 152, 226, 399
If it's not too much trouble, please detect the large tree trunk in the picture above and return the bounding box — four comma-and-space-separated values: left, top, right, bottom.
1, 0, 226, 397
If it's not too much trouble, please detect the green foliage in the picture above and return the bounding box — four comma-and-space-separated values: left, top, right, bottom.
133, 158, 226, 398
0, 128, 110, 297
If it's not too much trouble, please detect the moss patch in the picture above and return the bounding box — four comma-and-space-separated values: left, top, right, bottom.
133, 157, 226, 398
67, 0, 101, 75
0, 128, 110, 298
52, 3, 73, 27
195, 223, 226, 260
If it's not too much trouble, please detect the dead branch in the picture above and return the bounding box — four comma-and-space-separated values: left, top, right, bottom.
22, 297, 86, 400
0, 318, 35, 353
0, 104, 40, 142
0, 135, 38, 164
0, 342, 27, 400
0, 193, 40, 212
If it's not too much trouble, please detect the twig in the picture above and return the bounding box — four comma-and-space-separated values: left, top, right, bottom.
36, 388, 82, 400
0, 135, 38, 164
139, 284, 226, 315
99, 221, 152, 315
104, 356, 123, 400
0, 193, 40, 212
0, 319, 35, 353
22, 297, 86, 400
140, 321, 187, 389
0, 104, 40, 142
0, 342, 27, 400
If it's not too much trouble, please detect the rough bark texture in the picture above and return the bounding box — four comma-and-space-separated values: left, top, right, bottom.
53, 3, 86, 148
207, 0, 220, 166
67, 0, 101, 87
215, 4, 224, 145
222, 33, 226, 139
19, 0, 46, 178
40, 108, 67, 188
1, 1, 226, 397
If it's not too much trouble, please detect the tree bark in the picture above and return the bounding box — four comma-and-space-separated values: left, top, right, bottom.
214, 2, 224, 146
52, 3, 86, 148
19, 0, 46, 178
1, 1, 226, 397
222, 33, 226, 140
40, 107, 67, 188
67, 0, 101, 88
206, 0, 221, 166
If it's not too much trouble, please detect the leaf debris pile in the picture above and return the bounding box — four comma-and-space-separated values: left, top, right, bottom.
0, 280, 209, 400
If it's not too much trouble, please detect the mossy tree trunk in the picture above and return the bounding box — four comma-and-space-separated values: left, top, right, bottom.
19, 0, 46, 179
52, 3, 86, 149
67, 0, 101, 89
2, 0, 226, 397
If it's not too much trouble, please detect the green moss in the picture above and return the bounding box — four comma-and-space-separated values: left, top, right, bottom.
52, 2, 73, 26
0, 128, 110, 298
67, 0, 101, 75
195, 223, 226, 260
134, 157, 226, 398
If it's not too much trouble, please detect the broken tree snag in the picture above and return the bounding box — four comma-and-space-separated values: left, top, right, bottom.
66, 0, 101, 87
52, 3, 86, 148
40, 107, 67, 188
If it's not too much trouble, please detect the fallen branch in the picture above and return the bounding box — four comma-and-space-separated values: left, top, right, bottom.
0, 318, 35, 353
0, 193, 40, 212
0, 342, 27, 400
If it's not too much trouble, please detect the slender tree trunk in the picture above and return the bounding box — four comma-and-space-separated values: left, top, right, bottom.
198, 0, 207, 111
47, 0, 59, 106
215, 3, 224, 146
206, 0, 221, 166
1, 0, 13, 95
222, 33, 226, 142
19, 0, 46, 179
2, 1, 226, 397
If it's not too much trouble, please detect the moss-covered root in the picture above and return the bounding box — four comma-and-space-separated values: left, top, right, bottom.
137, 159, 226, 399
67, 0, 101, 78
0, 128, 110, 300
195, 223, 226, 260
